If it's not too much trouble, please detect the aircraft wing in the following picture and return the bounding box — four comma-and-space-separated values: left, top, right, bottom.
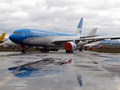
50, 36, 120, 45
80, 36, 120, 42
50, 39, 73, 44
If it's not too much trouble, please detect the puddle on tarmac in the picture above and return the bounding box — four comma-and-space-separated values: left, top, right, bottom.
0, 55, 5, 57
8, 58, 72, 78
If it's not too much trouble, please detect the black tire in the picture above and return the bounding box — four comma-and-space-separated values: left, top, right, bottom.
22, 49, 26, 53
71, 51, 73, 53
66, 50, 68, 53
79, 48, 82, 51
66, 50, 73, 53
84, 46, 87, 51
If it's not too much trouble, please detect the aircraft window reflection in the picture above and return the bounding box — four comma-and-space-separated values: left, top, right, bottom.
13, 32, 21, 34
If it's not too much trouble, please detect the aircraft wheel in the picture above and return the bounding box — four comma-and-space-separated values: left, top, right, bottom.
22, 49, 26, 53
70, 51, 73, 53
84, 46, 87, 51
79, 48, 82, 51
42, 49, 49, 53
41, 49, 45, 53
66, 50, 68, 53
46, 49, 49, 52
66, 50, 73, 53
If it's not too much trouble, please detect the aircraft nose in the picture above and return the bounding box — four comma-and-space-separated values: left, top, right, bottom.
9, 34, 22, 44
9, 34, 18, 43
9, 34, 14, 41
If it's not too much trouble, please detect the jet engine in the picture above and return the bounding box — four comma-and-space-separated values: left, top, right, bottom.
64, 41, 76, 51
99, 45, 103, 49
89, 46, 93, 50
89, 45, 103, 50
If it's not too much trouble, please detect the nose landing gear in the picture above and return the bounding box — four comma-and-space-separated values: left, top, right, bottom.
20, 45, 27, 53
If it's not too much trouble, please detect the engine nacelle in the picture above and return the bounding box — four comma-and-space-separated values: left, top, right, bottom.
99, 45, 103, 49
89, 46, 93, 50
64, 42, 76, 51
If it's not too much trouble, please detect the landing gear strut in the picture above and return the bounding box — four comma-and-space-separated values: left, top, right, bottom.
22, 49, 26, 53
79, 46, 83, 51
20, 45, 27, 53
84, 46, 87, 51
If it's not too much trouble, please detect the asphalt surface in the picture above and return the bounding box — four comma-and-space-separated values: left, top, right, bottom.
0, 50, 120, 90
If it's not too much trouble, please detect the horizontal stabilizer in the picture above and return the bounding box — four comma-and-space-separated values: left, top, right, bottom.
80, 35, 99, 39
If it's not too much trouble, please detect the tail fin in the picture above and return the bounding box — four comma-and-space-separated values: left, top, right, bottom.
75, 18, 83, 35
0, 33, 6, 42
87, 28, 97, 36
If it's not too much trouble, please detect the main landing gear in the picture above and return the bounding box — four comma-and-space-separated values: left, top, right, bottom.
66, 50, 73, 53
41, 47, 58, 53
22, 49, 27, 53
41, 47, 49, 53
79, 46, 83, 51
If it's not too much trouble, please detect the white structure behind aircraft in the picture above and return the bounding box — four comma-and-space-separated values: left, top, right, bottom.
0, 39, 19, 47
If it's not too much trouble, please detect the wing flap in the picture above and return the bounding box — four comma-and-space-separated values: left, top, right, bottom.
50, 39, 73, 44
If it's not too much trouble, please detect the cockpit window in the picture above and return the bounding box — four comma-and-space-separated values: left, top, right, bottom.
13, 32, 21, 34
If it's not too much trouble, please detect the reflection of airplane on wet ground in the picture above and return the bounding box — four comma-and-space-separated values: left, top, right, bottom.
9, 18, 120, 53
8, 58, 71, 78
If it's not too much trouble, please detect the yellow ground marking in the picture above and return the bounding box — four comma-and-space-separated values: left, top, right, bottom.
0, 57, 21, 88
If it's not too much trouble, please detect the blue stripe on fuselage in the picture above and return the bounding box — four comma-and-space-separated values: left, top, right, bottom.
31, 29, 77, 37
13, 28, 77, 37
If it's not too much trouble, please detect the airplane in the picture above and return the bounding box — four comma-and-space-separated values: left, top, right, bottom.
0, 33, 6, 43
84, 41, 103, 50
77, 28, 98, 51
0, 39, 19, 47
9, 18, 120, 53
4, 39, 19, 47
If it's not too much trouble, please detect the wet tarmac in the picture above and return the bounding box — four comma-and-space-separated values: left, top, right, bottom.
0, 50, 120, 90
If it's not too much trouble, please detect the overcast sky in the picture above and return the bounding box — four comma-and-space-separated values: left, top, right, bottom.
0, 0, 120, 38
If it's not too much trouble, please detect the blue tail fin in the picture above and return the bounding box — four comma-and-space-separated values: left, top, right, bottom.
77, 18, 83, 28
75, 18, 83, 35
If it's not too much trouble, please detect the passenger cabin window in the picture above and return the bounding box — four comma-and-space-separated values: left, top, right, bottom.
13, 32, 21, 34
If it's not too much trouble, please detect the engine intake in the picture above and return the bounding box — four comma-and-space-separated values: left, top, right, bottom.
64, 42, 76, 51
99, 45, 103, 49
89, 46, 93, 50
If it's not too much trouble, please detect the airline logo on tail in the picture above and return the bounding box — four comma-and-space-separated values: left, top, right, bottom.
0, 33, 6, 43
79, 30, 82, 34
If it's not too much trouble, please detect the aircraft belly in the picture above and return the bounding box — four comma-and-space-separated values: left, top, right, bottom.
46, 42, 64, 47
23, 38, 51, 45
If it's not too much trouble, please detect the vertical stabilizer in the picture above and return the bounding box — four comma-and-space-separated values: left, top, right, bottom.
0, 33, 6, 42
87, 28, 97, 36
75, 18, 83, 35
